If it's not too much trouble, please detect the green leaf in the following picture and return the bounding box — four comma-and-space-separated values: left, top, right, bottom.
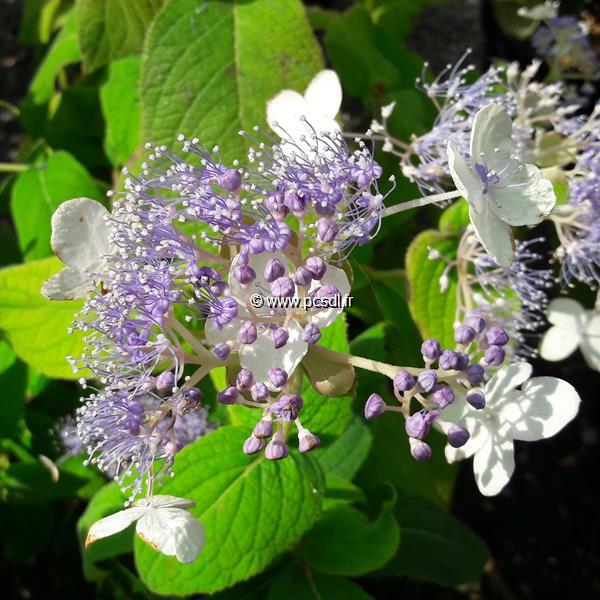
297, 492, 399, 576
29, 10, 81, 105
0, 340, 17, 375
377, 489, 489, 586
11, 151, 103, 261
0, 257, 86, 379
77, 482, 132, 581
267, 564, 373, 600
318, 416, 372, 480
135, 426, 324, 595
141, 0, 322, 163
76, 0, 163, 71
100, 55, 142, 166
322, 474, 366, 512
405, 229, 459, 349
438, 199, 470, 235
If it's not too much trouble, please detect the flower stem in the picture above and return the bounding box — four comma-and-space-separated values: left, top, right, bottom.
382, 190, 462, 217
0, 163, 29, 173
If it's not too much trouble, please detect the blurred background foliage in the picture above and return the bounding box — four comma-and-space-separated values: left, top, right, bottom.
0, 0, 598, 598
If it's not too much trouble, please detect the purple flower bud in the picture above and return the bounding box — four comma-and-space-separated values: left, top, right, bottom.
236, 368, 253, 391
217, 386, 239, 405
251, 381, 269, 402
271, 276, 295, 298
405, 412, 432, 439
155, 370, 175, 395
303, 323, 321, 345
305, 256, 327, 280
483, 345, 505, 366
317, 218, 338, 243
393, 370, 415, 393
218, 168, 242, 192
447, 424, 470, 448
410, 438, 432, 462
233, 264, 256, 285
238, 320, 258, 345
485, 326, 509, 347
213, 342, 231, 361
466, 389, 486, 409
284, 190, 306, 216
268, 368, 288, 388
454, 325, 477, 345
265, 192, 289, 220
432, 384, 455, 409
253, 418, 273, 439
185, 387, 203, 406
364, 393, 386, 420
265, 434, 289, 461
243, 435, 264, 455
455, 351, 470, 371
264, 258, 286, 282
466, 363, 485, 385
439, 350, 459, 371
465, 315, 486, 333
298, 430, 320, 453
270, 393, 303, 420
294, 267, 313, 287
272, 327, 289, 349
248, 238, 264, 255
421, 338, 441, 361
417, 370, 438, 393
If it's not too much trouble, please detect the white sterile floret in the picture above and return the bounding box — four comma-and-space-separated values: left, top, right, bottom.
443, 363, 580, 496
41, 198, 112, 300
539, 297, 600, 371
85, 494, 204, 564
267, 70, 342, 143
447, 104, 556, 267
517, 1, 560, 21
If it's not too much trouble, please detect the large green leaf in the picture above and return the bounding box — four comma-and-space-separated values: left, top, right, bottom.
0, 359, 27, 438
377, 489, 489, 586
76, 0, 163, 71
135, 426, 324, 595
28, 10, 81, 105
100, 55, 142, 166
141, 0, 322, 162
297, 492, 399, 576
405, 230, 459, 349
0, 257, 85, 379
10, 151, 103, 261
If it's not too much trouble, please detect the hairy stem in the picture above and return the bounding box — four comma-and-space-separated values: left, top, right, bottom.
382, 190, 462, 217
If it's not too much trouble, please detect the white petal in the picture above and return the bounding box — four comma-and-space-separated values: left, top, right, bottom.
468, 203, 515, 268
581, 313, 600, 371
470, 104, 512, 173
50, 198, 111, 270
308, 264, 351, 328
546, 297, 587, 330
485, 362, 533, 407
239, 320, 307, 386
304, 70, 342, 122
472, 422, 515, 496
85, 507, 146, 547
135, 495, 196, 510
445, 413, 491, 462
204, 316, 242, 347
490, 162, 555, 226
539, 324, 580, 362
499, 376, 580, 442
136, 508, 205, 564
447, 143, 484, 212
41, 266, 91, 300
267, 90, 313, 141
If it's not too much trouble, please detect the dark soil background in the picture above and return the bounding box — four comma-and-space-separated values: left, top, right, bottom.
1, 0, 599, 598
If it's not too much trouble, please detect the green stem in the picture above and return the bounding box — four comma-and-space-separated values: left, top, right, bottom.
0, 163, 29, 173
382, 190, 462, 217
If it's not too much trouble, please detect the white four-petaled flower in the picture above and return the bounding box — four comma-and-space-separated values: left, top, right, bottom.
86, 494, 204, 564
539, 297, 600, 371
447, 104, 556, 267
267, 70, 342, 146
443, 363, 580, 496
41, 197, 113, 300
